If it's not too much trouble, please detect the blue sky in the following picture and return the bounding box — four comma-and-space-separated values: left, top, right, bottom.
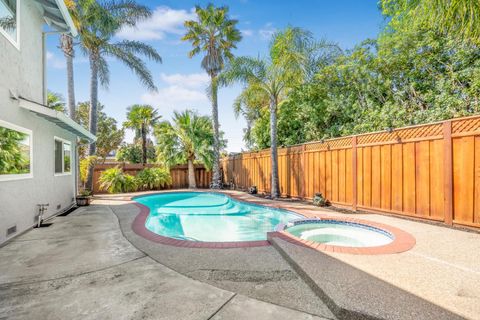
46, 0, 385, 152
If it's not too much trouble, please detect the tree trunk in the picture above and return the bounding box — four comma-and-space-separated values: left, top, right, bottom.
269, 96, 280, 198
141, 123, 147, 165
61, 34, 76, 120
86, 51, 99, 191
210, 76, 222, 189
188, 157, 196, 189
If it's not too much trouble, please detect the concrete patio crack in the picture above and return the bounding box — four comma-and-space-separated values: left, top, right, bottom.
0, 255, 146, 288
206, 292, 237, 320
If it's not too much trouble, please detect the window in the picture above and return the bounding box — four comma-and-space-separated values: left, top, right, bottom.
0, 0, 19, 48
0, 119, 32, 181
54, 137, 72, 175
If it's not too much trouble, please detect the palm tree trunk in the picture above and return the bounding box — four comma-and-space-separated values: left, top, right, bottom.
86, 51, 99, 191
188, 157, 196, 189
141, 123, 147, 165
61, 34, 76, 120
269, 96, 280, 198
210, 76, 222, 189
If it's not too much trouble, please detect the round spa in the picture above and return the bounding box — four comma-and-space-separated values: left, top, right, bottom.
279, 219, 415, 254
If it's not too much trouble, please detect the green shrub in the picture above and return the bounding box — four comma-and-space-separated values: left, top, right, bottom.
135, 167, 172, 190
99, 167, 138, 193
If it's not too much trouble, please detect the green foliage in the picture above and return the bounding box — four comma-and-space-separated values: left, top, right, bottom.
99, 167, 137, 193
116, 142, 156, 164
123, 105, 160, 164
80, 156, 98, 187
0, 127, 29, 175
182, 4, 242, 77
154, 110, 215, 169
135, 167, 172, 190
76, 102, 124, 160
47, 91, 66, 112
72, 0, 161, 91
244, 20, 480, 149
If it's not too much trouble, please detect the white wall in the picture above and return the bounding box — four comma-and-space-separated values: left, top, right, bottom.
0, 0, 77, 244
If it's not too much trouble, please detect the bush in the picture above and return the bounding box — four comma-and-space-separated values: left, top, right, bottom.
99, 167, 138, 193
135, 167, 172, 190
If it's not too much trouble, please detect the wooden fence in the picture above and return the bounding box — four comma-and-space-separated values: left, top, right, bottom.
222, 115, 480, 229
93, 163, 212, 193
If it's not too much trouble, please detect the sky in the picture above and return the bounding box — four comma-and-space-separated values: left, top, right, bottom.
46, 0, 385, 152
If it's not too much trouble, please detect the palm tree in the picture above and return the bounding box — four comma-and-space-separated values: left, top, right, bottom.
182, 4, 242, 189
123, 105, 161, 165
154, 110, 214, 189
61, 0, 78, 119
220, 27, 320, 198
74, 0, 162, 190
47, 91, 66, 112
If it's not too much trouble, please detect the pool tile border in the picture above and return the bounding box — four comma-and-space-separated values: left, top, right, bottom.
129, 191, 415, 253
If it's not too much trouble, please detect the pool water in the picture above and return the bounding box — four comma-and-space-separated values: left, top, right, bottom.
134, 192, 300, 242
285, 221, 393, 247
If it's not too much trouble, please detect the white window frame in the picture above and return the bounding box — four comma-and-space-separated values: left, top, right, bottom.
0, 0, 20, 50
54, 136, 72, 176
0, 119, 33, 181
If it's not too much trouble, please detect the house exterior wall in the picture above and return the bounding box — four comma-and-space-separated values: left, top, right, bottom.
0, 0, 77, 245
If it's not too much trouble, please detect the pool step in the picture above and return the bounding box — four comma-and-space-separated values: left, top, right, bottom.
267, 233, 463, 320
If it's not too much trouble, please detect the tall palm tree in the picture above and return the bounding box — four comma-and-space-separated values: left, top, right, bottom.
154, 110, 214, 189
220, 27, 320, 198
123, 105, 161, 165
182, 4, 242, 188
74, 0, 162, 190
61, 0, 78, 119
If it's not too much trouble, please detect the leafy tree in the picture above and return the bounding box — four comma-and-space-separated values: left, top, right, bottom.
154, 110, 214, 189
116, 142, 156, 164
72, 0, 162, 190
381, 0, 480, 45
47, 91, 66, 112
182, 4, 241, 188
76, 102, 124, 161
0, 128, 29, 175
123, 105, 161, 165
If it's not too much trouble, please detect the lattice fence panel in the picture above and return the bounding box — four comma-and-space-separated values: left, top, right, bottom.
452, 117, 480, 135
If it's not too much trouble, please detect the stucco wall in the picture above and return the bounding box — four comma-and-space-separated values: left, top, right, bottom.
0, 0, 77, 245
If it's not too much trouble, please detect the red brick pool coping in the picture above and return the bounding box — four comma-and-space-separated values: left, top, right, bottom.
130, 191, 415, 253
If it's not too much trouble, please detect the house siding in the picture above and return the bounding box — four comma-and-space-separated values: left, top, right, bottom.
0, 0, 77, 245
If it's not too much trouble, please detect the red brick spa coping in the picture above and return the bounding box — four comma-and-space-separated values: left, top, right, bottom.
130, 191, 416, 254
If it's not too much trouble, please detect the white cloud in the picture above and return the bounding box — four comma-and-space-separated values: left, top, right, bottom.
141, 86, 207, 108
259, 23, 276, 39
46, 51, 65, 69
241, 29, 253, 37
141, 72, 210, 110
160, 72, 209, 88
116, 6, 196, 41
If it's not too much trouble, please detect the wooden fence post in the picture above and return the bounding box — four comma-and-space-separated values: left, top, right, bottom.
352, 136, 358, 211
443, 120, 453, 225
302, 144, 306, 199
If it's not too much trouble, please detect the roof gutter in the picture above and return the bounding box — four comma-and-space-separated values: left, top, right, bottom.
18, 97, 96, 142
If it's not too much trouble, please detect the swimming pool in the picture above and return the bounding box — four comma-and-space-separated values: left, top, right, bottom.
134, 192, 301, 242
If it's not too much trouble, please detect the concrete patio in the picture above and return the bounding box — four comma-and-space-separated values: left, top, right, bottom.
0, 190, 479, 319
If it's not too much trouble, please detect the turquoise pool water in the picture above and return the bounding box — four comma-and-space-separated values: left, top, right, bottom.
285, 221, 393, 247
134, 192, 301, 242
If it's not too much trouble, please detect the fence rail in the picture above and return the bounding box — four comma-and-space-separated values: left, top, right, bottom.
92, 163, 212, 193
221, 115, 480, 229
